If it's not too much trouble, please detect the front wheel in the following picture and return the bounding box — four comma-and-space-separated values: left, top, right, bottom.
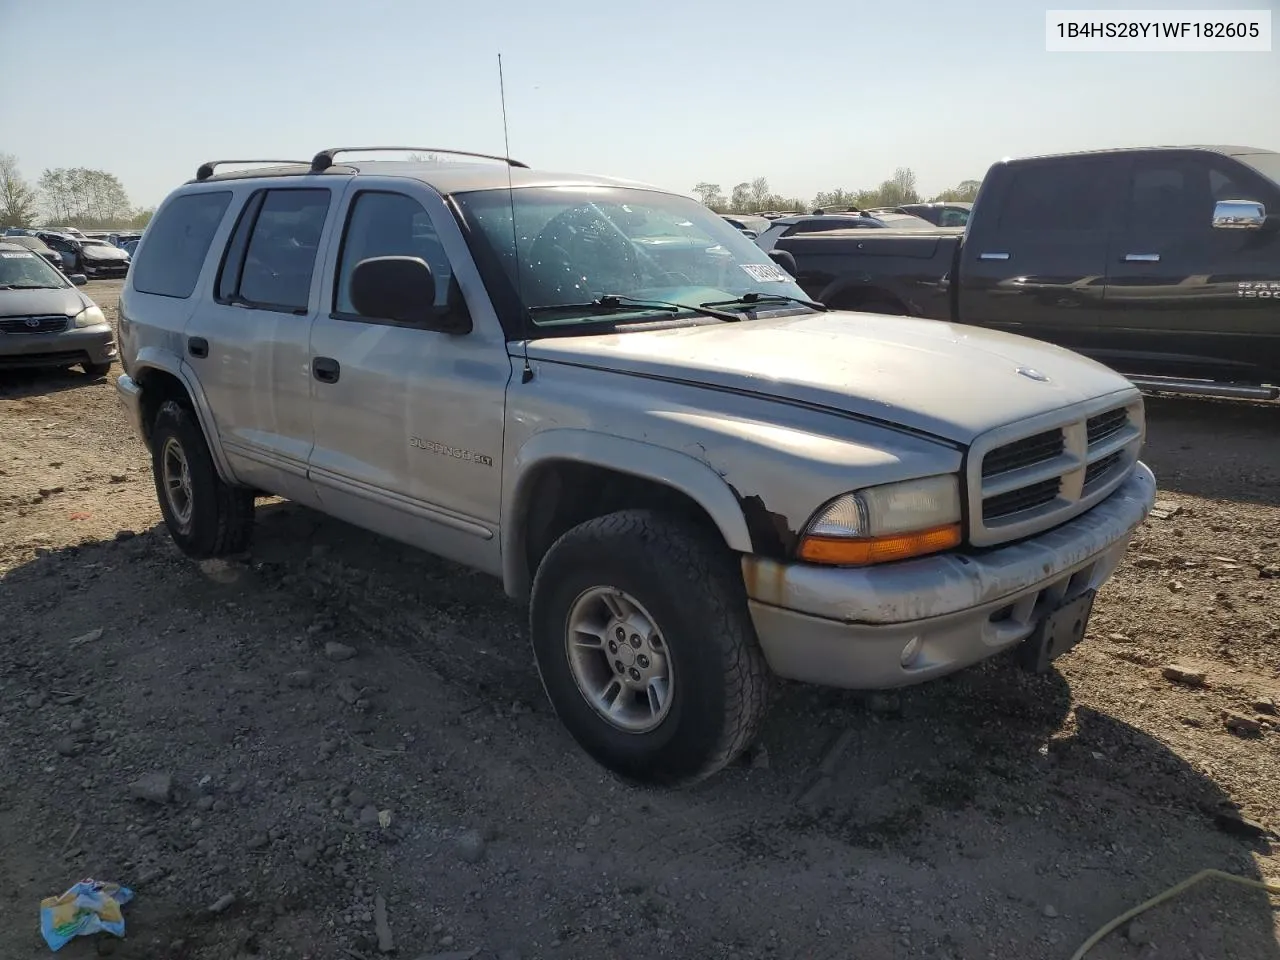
149, 399, 255, 559
529, 509, 770, 786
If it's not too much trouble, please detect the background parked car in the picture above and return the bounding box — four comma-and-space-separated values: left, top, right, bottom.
35, 231, 131, 278
867, 202, 972, 227
754, 212, 890, 251
720, 214, 772, 239
0, 233, 66, 272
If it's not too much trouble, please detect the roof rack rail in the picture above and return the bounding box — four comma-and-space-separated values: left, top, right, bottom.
194, 159, 309, 182
309, 147, 529, 173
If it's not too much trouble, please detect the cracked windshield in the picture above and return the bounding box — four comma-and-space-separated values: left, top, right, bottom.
456, 186, 811, 325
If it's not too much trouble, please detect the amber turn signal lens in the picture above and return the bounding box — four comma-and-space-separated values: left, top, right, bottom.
797, 522, 962, 566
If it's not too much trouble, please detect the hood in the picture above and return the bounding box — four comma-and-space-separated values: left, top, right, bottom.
81, 245, 127, 261
524, 311, 1138, 444
0, 286, 88, 319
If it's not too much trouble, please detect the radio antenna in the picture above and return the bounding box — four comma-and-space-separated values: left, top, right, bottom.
498, 53, 533, 384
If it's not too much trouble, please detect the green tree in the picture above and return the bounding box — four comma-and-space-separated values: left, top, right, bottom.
0, 153, 40, 226
931, 179, 981, 203
692, 182, 726, 210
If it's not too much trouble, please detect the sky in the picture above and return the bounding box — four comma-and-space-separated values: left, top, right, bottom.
1, 0, 1277, 210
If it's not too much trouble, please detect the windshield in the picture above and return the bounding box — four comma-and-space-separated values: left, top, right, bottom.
1238, 152, 1280, 187
0, 249, 67, 288
453, 185, 811, 331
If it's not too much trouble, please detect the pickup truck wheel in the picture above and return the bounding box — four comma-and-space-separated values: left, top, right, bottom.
530, 509, 770, 786
149, 399, 255, 559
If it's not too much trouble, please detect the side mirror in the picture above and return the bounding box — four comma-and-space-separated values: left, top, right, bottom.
349, 256, 471, 333
1212, 199, 1265, 230
767, 249, 798, 276
70, 273, 88, 286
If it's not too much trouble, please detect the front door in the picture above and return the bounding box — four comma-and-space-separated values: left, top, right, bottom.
183, 184, 343, 505
1100, 152, 1280, 382
306, 183, 511, 576
957, 155, 1123, 356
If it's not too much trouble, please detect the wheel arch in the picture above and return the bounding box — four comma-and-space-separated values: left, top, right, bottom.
502, 430, 756, 600
131, 349, 238, 485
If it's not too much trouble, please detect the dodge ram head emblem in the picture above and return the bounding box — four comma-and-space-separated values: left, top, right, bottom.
1017, 366, 1049, 382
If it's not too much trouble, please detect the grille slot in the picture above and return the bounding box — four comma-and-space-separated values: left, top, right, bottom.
983, 477, 1061, 522
970, 400, 1143, 546
981, 428, 1065, 478
0, 315, 69, 334
1084, 450, 1124, 488
1087, 408, 1129, 446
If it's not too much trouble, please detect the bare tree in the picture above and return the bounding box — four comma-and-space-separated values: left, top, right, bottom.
0, 153, 40, 227
932, 179, 981, 203
38, 167, 134, 227
692, 182, 725, 209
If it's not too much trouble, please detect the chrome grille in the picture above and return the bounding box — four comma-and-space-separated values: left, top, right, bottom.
0, 315, 69, 334
967, 395, 1145, 547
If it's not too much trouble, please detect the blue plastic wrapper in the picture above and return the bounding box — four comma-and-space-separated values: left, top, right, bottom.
39, 879, 134, 952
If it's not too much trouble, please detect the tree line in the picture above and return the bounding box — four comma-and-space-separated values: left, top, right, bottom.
0, 153, 153, 230
693, 167, 981, 215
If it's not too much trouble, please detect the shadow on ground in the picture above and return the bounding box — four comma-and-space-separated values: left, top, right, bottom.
0, 365, 109, 401
0, 499, 1275, 960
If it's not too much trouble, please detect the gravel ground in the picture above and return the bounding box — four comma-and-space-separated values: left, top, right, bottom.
1, 280, 1277, 960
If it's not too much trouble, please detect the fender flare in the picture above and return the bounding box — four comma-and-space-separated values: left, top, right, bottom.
501, 428, 755, 597
131, 347, 239, 485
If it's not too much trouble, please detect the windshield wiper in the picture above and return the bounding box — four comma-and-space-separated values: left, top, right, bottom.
699, 292, 828, 312
528, 294, 740, 322
0, 283, 57, 290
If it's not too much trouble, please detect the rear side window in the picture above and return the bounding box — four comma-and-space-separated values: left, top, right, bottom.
998, 163, 1109, 231
217, 188, 331, 313
132, 191, 232, 298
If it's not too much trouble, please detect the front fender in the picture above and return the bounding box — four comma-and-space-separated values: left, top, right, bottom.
131, 346, 238, 486
501, 428, 755, 597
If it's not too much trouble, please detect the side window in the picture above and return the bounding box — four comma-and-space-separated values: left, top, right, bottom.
132, 191, 232, 299
1126, 159, 1203, 231
998, 163, 1110, 230
217, 188, 330, 313
333, 191, 453, 318
1208, 163, 1265, 204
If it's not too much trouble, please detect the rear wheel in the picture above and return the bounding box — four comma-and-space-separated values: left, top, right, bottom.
149, 399, 255, 559
529, 509, 770, 786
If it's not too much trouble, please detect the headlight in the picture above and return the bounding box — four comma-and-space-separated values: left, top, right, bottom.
73, 305, 106, 328
798, 474, 962, 566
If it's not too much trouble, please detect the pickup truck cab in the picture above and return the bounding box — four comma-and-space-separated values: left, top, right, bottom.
777, 146, 1280, 400
114, 149, 1156, 785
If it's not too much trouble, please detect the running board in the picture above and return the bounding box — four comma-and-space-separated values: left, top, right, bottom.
1127, 376, 1279, 401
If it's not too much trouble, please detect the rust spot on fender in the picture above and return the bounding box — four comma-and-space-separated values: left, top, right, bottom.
741, 554, 791, 608
735, 492, 798, 559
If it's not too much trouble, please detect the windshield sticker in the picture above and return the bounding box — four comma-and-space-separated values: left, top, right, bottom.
739, 262, 790, 282
1, 251, 35, 258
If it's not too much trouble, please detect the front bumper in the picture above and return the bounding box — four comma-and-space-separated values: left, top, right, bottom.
743, 461, 1157, 689
115, 372, 145, 439
0, 324, 117, 369
83, 262, 129, 279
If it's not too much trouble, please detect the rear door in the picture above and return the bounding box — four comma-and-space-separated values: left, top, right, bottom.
957, 156, 1123, 354
183, 183, 346, 504
1100, 151, 1280, 382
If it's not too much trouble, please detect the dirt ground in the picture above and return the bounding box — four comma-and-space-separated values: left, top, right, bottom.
1, 280, 1277, 960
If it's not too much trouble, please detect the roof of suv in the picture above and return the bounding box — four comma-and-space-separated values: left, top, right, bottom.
189, 159, 666, 197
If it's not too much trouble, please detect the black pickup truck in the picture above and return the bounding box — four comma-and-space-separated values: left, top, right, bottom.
772, 146, 1280, 400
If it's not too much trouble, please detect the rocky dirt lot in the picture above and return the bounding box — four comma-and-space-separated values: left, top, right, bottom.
1, 280, 1277, 960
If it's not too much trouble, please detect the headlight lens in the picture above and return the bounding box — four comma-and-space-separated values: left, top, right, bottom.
799, 474, 962, 566
74, 305, 106, 328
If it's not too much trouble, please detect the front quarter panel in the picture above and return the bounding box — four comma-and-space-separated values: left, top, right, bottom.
500, 358, 961, 595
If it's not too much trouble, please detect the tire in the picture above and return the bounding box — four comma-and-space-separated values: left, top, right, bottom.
529, 509, 770, 786
149, 399, 255, 559
83, 361, 112, 378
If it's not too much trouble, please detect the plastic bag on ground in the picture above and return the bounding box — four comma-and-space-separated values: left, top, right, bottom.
39, 879, 134, 952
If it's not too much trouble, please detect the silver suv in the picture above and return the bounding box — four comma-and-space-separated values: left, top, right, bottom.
115, 148, 1157, 785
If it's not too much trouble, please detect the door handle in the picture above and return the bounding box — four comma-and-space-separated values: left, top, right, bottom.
979, 252, 1010, 261
187, 336, 208, 359
1124, 253, 1161, 262
312, 357, 340, 384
